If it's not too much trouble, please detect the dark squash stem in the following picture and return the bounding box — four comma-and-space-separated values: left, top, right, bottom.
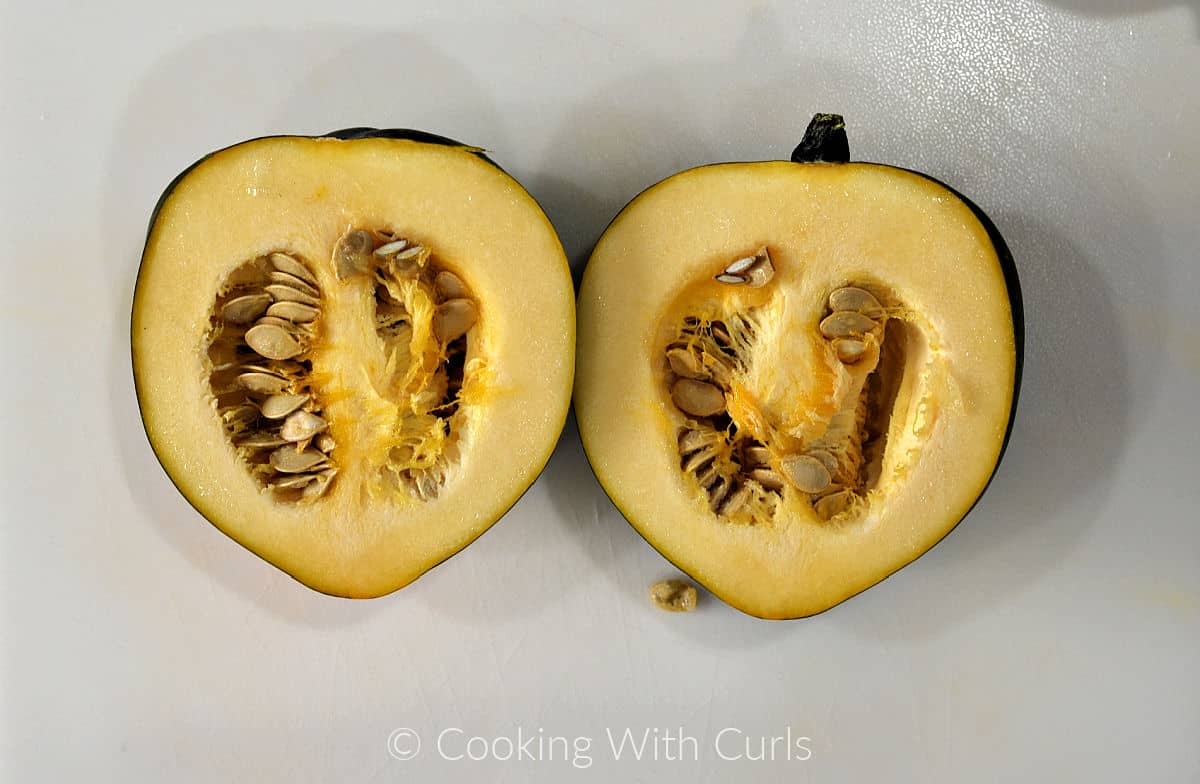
790, 113, 850, 163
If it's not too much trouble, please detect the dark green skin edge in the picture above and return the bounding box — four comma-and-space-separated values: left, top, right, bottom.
581, 113, 1024, 619
131, 129, 557, 599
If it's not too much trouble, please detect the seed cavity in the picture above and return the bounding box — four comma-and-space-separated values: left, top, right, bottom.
664, 266, 929, 525
208, 231, 485, 507
357, 228, 483, 501
206, 250, 336, 501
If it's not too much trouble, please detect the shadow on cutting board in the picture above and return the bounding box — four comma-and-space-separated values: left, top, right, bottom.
1038, 0, 1198, 31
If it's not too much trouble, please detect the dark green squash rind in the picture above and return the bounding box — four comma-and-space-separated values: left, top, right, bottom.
132, 129, 564, 599
576, 115, 1023, 620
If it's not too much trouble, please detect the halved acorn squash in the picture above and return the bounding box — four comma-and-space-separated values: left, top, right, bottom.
132, 129, 574, 598
575, 114, 1022, 619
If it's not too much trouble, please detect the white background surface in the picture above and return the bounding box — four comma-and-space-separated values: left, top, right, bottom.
2, 0, 1198, 781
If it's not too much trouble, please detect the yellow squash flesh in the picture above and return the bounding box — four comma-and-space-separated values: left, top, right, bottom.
133, 135, 574, 597
576, 161, 1017, 619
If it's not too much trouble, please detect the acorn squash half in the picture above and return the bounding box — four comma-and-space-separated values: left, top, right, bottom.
575, 115, 1022, 619
132, 130, 574, 598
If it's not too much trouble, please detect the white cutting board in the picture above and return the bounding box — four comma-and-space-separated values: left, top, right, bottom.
2, 1, 1198, 780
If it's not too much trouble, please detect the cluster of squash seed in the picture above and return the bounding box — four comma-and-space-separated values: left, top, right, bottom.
333, 228, 479, 501
803, 285, 889, 519
664, 249, 780, 521
668, 249, 895, 522
207, 252, 335, 500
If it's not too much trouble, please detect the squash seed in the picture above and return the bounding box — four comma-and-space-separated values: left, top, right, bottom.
743, 445, 771, 467
819, 310, 877, 339
242, 362, 303, 379
829, 286, 883, 319
270, 473, 319, 490
744, 252, 772, 285
678, 427, 715, 454
695, 460, 721, 489
268, 270, 319, 297
432, 298, 478, 343
649, 579, 698, 612
780, 454, 832, 494
259, 393, 309, 419
671, 379, 725, 417
814, 489, 853, 520
434, 270, 468, 300
334, 229, 373, 280
373, 239, 409, 257
303, 470, 336, 498
316, 433, 336, 453
237, 432, 288, 449
395, 245, 425, 261
743, 247, 774, 288
716, 248, 774, 287
246, 323, 304, 360
704, 355, 733, 387
707, 475, 733, 510
255, 315, 304, 332
667, 348, 705, 378
237, 371, 290, 395
221, 293, 272, 324
266, 301, 319, 323
725, 255, 757, 275
718, 482, 752, 515
265, 284, 320, 307
269, 253, 318, 286
807, 448, 839, 475
221, 404, 259, 427
383, 257, 422, 279
305, 475, 338, 493
682, 445, 718, 473
747, 468, 784, 491
269, 446, 326, 473
280, 410, 328, 442
833, 337, 867, 364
